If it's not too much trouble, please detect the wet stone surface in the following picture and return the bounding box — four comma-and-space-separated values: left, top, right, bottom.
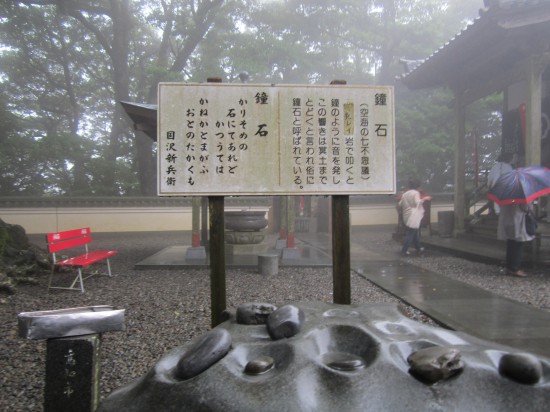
99, 302, 550, 412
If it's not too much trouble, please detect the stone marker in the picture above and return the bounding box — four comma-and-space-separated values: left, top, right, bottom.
18, 306, 125, 412
44, 335, 100, 412
258, 253, 279, 276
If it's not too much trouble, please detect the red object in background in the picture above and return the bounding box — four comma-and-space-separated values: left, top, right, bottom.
192, 232, 201, 248
287, 233, 295, 248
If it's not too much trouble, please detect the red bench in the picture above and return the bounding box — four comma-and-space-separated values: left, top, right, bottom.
46, 228, 118, 293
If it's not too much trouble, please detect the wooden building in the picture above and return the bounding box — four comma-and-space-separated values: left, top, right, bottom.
400, 0, 550, 233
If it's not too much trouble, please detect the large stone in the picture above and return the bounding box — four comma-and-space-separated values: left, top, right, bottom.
499, 352, 543, 385
99, 302, 550, 412
175, 328, 232, 380
407, 346, 464, 384
236, 302, 277, 325
266, 304, 305, 340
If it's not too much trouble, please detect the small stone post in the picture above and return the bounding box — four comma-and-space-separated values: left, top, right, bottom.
44, 335, 101, 411
17, 306, 125, 412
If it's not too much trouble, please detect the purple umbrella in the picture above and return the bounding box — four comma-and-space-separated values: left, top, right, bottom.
487, 166, 550, 205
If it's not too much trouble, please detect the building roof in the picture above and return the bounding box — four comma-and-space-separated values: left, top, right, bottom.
400, 0, 550, 98
120, 101, 158, 140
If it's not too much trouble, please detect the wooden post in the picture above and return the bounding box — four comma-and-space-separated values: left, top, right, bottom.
205, 77, 226, 328
332, 195, 351, 304
330, 79, 351, 305
209, 196, 226, 327
525, 54, 548, 166
453, 92, 466, 233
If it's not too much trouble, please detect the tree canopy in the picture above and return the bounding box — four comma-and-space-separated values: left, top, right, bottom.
0, 0, 490, 196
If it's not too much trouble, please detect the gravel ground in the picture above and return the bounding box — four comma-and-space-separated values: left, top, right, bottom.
1, 228, 548, 411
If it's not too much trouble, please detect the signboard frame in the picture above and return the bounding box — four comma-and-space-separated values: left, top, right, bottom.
158, 83, 395, 196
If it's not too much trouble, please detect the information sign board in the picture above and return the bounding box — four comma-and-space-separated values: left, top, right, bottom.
158, 83, 395, 196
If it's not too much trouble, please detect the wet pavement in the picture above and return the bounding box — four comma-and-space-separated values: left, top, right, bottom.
135, 226, 550, 358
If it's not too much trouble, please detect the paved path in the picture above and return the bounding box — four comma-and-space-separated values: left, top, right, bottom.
300, 229, 550, 358
355, 259, 550, 358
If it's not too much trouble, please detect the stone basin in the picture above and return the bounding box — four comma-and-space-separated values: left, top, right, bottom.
225, 211, 268, 232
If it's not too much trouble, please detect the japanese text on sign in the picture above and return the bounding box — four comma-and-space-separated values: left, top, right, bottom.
158, 83, 395, 195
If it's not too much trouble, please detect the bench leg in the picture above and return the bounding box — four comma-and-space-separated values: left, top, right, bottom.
47, 267, 55, 291
71, 268, 84, 293
68, 268, 85, 293
49, 268, 85, 293
106, 259, 113, 277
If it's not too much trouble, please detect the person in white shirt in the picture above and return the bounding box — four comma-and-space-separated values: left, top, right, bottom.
398, 179, 431, 256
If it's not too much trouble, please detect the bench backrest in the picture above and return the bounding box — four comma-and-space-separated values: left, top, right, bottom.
46, 228, 92, 253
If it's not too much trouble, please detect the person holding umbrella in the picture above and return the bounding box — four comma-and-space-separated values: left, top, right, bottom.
487, 166, 550, 277
497, 202, 535, 277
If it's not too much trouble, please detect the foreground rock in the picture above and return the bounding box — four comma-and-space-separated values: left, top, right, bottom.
99, 302, 550, 412
0, 219, 49, 293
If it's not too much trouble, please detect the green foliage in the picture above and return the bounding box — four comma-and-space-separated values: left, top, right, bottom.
396, 87, 456, 191
0, 0, 493, 195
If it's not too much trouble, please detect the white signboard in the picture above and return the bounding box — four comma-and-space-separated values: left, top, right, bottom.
158, 83, 395, 196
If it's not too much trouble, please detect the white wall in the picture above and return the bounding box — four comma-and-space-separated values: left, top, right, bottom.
0, 203, 457, 234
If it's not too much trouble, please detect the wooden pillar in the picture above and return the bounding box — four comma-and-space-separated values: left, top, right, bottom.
525, 54, 548, 166
206, 77, 226, 328
209, 196, 226, 327
330, 79, 351, 304
453, 93, 466, 233
332, 195, 351, 304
